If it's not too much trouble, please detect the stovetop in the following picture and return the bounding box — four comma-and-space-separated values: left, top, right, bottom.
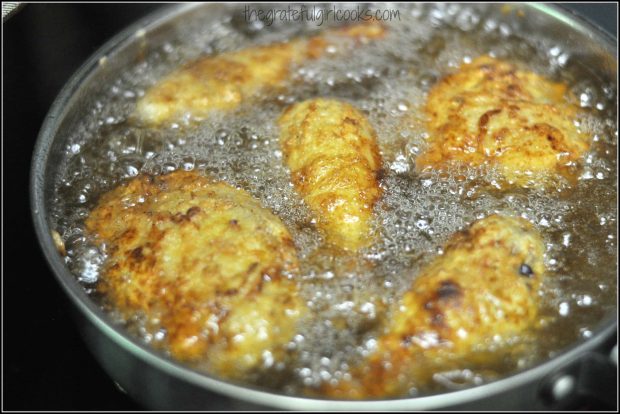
3, 3, 616, 410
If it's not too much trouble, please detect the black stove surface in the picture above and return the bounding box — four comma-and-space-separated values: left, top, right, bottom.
3, 3, 616, 411
4, 4, 161, 410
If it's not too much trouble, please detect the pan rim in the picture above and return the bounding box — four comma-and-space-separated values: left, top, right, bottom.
30, 2, 618, 410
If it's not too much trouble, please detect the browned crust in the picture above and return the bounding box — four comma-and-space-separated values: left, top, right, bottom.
135, 20, 386, 125
85, 170, 304, 377
279, 98, 382, 251
325, 214, 546, 398
418, 55, 590, 188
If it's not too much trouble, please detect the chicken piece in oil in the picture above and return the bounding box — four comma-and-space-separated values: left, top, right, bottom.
85, 170, 304, 379
279, 98, 382, 251
417, 55, 590, 188
327, 214, 546, 398
135, 22, 385, 125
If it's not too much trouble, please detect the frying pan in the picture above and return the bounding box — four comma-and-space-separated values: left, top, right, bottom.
30, 3, 617, 410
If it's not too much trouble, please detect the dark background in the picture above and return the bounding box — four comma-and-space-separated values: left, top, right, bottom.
3, 3, 617, 411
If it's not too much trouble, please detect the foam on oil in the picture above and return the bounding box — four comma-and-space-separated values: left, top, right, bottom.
50, 3, 617, 397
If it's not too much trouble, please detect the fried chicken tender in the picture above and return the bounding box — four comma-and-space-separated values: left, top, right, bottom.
417, 55, 590, 188
327, 215, 546, 398
135, 21, 385, 125
279, 98, 382, 251
85, 170, 304, 379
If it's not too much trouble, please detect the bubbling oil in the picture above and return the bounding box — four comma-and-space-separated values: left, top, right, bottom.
50, 3, 617, 398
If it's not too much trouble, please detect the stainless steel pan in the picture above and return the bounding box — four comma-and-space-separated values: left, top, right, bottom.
31, 3, 617, 410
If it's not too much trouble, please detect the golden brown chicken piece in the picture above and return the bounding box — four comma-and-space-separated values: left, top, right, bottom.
85, 170, 304, 379
135, 22, 385, 125
279, 98, 382, 251
327, 215, 546, 398
417, 55, 590, 188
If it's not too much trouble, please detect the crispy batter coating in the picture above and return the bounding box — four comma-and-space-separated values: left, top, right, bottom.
417, 55, 590, 188
85, 170, 303, 379
279, 98, 382, 251
135, 22, 385, 125
327, 215, 546, 398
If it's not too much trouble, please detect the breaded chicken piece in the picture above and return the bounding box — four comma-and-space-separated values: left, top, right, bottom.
85, 170, 303, 379
417, 55, 590, 188
135, 22, 385, 125
327, 215, 546, 398
279, 98, 382, 251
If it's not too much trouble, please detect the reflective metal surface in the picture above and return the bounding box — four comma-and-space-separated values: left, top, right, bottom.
31, 3, 617, 410
2, 2, 24, 22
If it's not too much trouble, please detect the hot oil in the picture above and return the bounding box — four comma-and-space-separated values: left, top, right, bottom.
50, 4, 617, 398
